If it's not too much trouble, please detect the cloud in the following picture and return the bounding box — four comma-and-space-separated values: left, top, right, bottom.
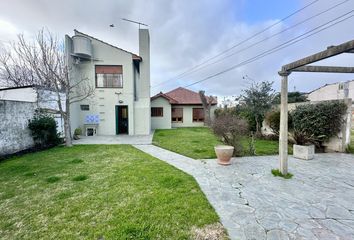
0, 0, 353, 96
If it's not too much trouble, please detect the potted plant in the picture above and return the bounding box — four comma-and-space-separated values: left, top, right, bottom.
292, 131, 315, 160
212, 113, 248, 165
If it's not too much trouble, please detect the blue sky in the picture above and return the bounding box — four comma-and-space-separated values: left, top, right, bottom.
240, 0, 301, 23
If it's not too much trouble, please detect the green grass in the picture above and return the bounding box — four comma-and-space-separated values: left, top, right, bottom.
153, 127, 292, 159
153, 127, 222, 159
0, 145, 222, 239
346, 130, 354, 153
271, 169, 293, 179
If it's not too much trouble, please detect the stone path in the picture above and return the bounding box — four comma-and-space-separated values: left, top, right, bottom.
73, 133, 153, 145
134, 145, 354, 240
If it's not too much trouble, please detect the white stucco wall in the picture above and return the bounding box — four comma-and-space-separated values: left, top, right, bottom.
171, 105, 217, 128
134, 29, 151, 135
308, 81, 354, 102
151, 97, 171, 129
0, 87, 37, 102
68, 31, 149, 136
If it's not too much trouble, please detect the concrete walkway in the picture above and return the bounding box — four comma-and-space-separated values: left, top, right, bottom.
134, 145, 354, 240
73, 134, 153, 145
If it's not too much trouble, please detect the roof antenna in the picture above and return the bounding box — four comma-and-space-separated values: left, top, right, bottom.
121, 18, 148, 29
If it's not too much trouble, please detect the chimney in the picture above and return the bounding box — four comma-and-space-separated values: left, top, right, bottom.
138, 29, 150, 99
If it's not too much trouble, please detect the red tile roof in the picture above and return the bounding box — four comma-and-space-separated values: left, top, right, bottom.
151, 87, 217, 105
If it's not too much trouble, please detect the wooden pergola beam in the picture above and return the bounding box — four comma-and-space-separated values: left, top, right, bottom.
281, 39, 354, 72
292, 65, 354, 73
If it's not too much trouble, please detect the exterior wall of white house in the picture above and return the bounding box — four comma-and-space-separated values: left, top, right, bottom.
171, 104, 217, 128
134, 29, 151, 135
307, 82, 351, 101
67, 30, 151, 136
151, 97, 171, 129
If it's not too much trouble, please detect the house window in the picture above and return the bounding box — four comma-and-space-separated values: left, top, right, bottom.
80, 105, 89, 111
193, 108, 204, 122
172, 108, 183, 122
151, 107, 163, 117
95, 65, 123, 88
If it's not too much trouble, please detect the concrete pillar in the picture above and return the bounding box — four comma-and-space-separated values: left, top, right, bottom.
279, 72, 289, 175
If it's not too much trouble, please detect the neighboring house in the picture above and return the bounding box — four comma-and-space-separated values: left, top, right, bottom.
65, 29, 151, 136
307, 80, 354, 102
150, 87, 217, 129
308, 80, 354, 127
0, 85, 65, 156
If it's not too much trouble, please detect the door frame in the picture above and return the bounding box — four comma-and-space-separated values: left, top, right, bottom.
115, 105, 129, 135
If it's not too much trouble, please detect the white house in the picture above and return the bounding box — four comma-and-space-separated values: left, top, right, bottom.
65, 29, 151, 136
151, 87, 218, 129
307, 80, 354, 102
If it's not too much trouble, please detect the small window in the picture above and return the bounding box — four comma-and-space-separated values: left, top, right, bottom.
96, 65, 123, 88
80, 105, 89, 111
172, 108, 183, 122
193, 108, 204, 122
151, 107, 163, 117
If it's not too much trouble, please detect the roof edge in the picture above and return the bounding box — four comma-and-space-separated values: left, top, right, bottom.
73, 29, 142, 61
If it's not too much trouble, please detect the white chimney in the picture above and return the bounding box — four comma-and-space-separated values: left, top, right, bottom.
138, 29, 150, 99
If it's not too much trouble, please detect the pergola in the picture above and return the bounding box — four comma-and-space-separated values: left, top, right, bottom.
278, 39, 354, 174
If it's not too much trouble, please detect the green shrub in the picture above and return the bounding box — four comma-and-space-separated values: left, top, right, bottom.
28, 112, 60, 148
74, 128, 82, 136
265, 109, 293, 135
212, 113, 249, 156
291, 101, 347, 146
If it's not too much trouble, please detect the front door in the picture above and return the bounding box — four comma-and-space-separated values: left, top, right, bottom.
115, 105, 128, 134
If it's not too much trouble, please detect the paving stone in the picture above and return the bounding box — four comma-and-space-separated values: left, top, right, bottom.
326, 205, 354, 220
243, 223, 266, 240
266, 229, 289, 240
134, 145, 354, 240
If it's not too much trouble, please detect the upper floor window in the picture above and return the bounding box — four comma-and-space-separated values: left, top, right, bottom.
95, 65, 123, 88
151, 107, 163, 117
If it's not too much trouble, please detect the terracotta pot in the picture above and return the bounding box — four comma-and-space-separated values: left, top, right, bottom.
214, 145, 234, 165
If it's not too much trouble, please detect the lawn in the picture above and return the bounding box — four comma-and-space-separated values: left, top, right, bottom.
153, 127, 292, 159
0, 145, 225, 239
347, 129, 354, 153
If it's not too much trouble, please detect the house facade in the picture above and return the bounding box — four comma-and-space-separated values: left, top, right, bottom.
66, 29, 151, 136
151, 87, 217, 129
307, 80, 354, 102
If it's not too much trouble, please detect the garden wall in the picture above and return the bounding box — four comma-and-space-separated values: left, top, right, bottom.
0, 100, 36, 156
262, 99, 352, 152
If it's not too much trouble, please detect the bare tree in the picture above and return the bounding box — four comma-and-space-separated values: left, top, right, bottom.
0, 29, 94, 146
199, 90, 215, 126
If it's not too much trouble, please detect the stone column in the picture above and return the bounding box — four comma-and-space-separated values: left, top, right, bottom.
279, 71, 289, 175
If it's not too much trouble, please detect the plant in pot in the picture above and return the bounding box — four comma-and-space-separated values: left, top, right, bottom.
292, 131, 315, 160
212, 113, 248, 165
291, 101, 347, 160
73, 127, 82, 140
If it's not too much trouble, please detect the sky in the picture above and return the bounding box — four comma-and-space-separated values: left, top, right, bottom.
0, 0, 353, 98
